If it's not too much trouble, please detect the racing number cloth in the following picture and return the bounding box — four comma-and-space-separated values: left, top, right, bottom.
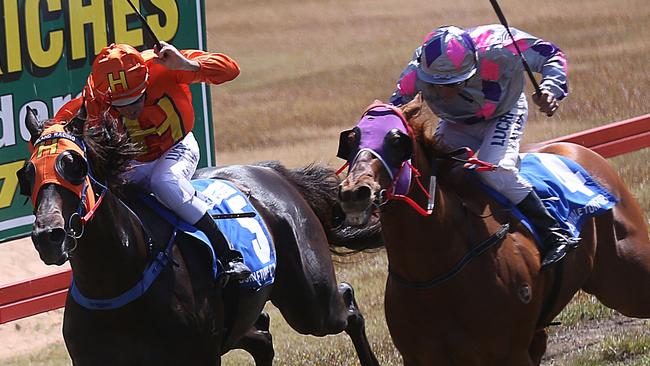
55, 49, 240, 161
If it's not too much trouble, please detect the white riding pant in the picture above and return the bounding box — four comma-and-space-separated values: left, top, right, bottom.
122, 132, 210, 224
434, 93, 532, 204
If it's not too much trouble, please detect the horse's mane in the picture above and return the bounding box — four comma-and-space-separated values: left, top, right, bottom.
255, 161, 384, 254
82, 116, 141, 188
399, 93, 452, 158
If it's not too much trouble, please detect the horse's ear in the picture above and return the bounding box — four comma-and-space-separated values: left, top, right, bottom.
401, 92, 423, 121
65, 103, 87, 136
25, 107, 42, 142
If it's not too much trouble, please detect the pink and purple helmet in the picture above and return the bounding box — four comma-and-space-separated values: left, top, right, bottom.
418, 26, 478, 85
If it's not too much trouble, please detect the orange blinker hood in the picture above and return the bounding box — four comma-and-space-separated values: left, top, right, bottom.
28, 123, 96, 213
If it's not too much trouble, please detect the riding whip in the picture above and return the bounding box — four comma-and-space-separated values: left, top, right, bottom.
211, 212, 257, 220
488, 0, 542, 96
124, 0, 161, 49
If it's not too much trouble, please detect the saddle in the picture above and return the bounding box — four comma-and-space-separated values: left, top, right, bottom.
128, 178, 277, 289
473, 152, 617, 246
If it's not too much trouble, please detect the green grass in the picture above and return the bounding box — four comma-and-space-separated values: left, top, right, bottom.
567, 332, 650, 366
553, 292, 618, 327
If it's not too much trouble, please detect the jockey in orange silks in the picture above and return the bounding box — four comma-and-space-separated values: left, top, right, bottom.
56, 42, 251, 280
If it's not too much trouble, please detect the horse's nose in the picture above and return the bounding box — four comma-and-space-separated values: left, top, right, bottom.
32, 227, 66, 247
32, 226, 69, 265
338, 185, 371, 202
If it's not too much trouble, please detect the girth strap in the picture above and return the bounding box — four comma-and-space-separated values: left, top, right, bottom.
388, 223, 510, 290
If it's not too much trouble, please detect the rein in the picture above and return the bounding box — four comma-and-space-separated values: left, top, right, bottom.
383, 160, 433, 216
442, 147, 497, 172
382, 147, 497, 215
337, 147, 497, 217
384, 152, 504, 289
68, 175, 107, 239
388, 223, 509, 289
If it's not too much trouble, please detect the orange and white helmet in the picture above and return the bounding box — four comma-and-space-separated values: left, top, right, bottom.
418, 26, 477, 85
86, 44, 148, 106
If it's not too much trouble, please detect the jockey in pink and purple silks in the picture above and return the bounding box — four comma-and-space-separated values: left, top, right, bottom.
389, 25, 577, 270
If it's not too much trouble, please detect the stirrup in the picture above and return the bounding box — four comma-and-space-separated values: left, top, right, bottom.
223, 259, 252, 280
540, 234, 580, 270
549, 229, 580, 248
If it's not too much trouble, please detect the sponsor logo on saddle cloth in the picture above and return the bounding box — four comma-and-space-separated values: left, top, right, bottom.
191, 179, 276, 289
484, 153, 617, 240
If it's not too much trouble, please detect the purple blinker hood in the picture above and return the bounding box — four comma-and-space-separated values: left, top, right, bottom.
350, 104, 413, 195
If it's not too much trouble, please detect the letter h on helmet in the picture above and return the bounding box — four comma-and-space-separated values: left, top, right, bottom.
87, 44, 149, 106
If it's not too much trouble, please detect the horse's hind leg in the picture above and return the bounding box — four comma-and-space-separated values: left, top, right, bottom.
233, 312, 274, 366
583, 209, 650, 317
337, 282, 379, 366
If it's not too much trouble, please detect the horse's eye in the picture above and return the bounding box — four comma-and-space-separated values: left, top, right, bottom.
55, 150, 88, 185
383, 128, 412, 166
337, 127, 362, 160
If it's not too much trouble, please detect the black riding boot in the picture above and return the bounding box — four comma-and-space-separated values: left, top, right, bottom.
194, 213, 252, 281
516, 191, 580, 270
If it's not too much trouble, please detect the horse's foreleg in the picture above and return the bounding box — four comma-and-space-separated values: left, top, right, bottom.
232, 312, 274, 366
272, 276, 379, 366
528, 329, 548, 365
339, 282, 380, 366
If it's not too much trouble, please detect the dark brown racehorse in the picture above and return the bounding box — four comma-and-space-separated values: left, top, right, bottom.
21, 109, 382, 366
336, 94, 650, 365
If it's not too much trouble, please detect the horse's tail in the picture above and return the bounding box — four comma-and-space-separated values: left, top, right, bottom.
256, 161, 383, 254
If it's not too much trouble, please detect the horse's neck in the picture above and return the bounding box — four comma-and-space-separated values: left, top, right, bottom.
382, 155, 479, 281
70, 191, 149, 298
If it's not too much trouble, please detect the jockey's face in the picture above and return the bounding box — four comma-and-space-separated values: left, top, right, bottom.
114, 94, 145, 120
434, 81, 464, 100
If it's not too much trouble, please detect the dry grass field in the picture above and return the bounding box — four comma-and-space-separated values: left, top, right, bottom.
1, 0, 649, 365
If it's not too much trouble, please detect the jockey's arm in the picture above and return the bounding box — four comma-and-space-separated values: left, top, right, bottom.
151, 40, 240, 86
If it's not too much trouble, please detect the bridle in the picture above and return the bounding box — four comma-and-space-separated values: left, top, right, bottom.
18, 127, 108, 246
337, 102, 510, 288
337, 103, 497, 216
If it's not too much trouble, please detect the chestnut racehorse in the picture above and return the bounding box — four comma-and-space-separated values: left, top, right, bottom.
21, 109, 381, 366
336, 94, 650, 365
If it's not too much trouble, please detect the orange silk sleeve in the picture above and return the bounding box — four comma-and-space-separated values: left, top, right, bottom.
174, 50, 240, 85
53, 97, 83, 122
52, 91, 119, 129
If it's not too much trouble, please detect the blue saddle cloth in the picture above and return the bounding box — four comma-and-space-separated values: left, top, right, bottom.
483, 153, 618, 245
141, 178, 276, 290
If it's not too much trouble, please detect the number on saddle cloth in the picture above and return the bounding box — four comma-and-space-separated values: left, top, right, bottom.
481, 153, 617, 243
139, 179, 276, 289
191, 179, 276, 289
